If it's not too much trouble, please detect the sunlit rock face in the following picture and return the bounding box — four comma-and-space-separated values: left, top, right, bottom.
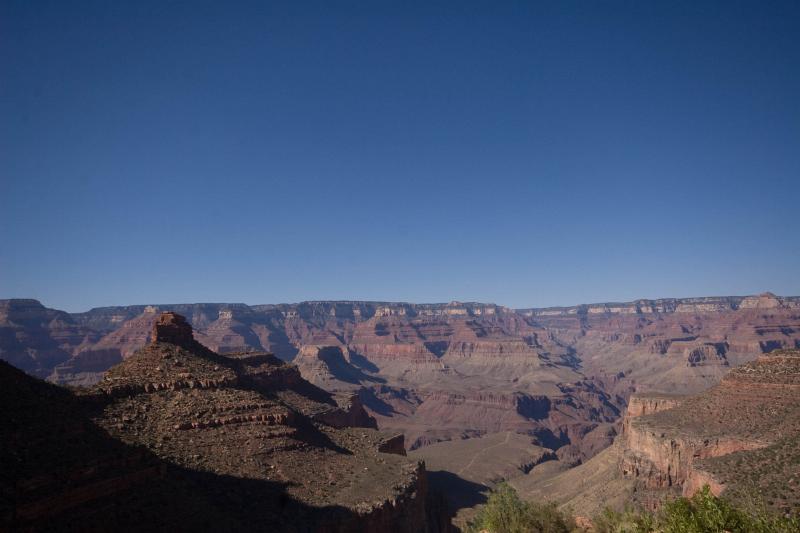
511, 348, 800, 518
618, 349, 800, 511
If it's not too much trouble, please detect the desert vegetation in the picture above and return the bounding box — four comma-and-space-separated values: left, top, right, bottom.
466, 483, 576, 533
595, 486, 799, 533
468, 484, 798, 533
700, 437, 800, 514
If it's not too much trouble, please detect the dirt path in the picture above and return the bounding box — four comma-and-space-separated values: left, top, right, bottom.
457, 431, 511, 475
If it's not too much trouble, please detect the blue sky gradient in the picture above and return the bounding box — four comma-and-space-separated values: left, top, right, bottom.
2, 1, 799, 311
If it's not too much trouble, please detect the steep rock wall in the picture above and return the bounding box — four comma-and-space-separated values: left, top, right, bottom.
620, 424, 762, 491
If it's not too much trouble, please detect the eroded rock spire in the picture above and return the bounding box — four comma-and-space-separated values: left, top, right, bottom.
150, 311, 195, 348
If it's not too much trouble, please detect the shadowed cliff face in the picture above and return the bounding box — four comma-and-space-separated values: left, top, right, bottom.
1, 314, 454, 532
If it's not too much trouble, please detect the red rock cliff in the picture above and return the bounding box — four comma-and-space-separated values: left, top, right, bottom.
617, 349, 800, 509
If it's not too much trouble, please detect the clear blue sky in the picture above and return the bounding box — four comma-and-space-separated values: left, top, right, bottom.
1, 1, 799, 312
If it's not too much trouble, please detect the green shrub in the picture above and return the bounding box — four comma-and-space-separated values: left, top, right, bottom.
467, 483, 576, 533
593, 507, 654, 533
594, 486, 800, 533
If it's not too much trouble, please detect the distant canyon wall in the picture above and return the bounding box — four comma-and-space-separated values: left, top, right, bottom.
520, 292, 800, 317
2, 293, 800, 459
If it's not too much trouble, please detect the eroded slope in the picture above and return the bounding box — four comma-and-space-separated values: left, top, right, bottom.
2, 312, 452, 532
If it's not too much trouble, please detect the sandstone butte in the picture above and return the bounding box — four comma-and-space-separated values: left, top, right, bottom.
512, 348, 800, 520
1, 312, 453, 532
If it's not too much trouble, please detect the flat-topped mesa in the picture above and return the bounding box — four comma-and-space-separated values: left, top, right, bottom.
151, 312, 196, 348
520, 293, 800, 317
738, 291, 783, 309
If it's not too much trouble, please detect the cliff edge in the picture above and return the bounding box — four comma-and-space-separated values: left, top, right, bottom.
620, 349, 800, 514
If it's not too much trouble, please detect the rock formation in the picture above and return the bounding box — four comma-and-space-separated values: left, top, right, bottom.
514, 348, 800, 518
3, 294, 800, 518
1, 312, 452, 532
150, 311, 196, 348
619, 348, 800, 513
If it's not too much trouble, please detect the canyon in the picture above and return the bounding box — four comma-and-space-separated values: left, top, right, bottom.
512, 348, 800, 520
4, 294, 799, 449
2, 293, 800, 526
2, 312, 450, 531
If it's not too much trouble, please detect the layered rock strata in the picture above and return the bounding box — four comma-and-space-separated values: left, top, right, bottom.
619, 349, 800, 512
3, 294, 800, 461
2, 313, 452, 532
511, 350, 800, 519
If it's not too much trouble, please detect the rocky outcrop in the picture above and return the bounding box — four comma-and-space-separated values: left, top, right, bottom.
377, 434, 408, 456
617, 349, 800, 511
620, 421, 762, 494
738, 292, 785, 309
521, 353, 800, 518
684, 343, 728, 367
312, 393, 378, 429
2, 314, 453, 532
621, 394, 684, 435
151, 311, 195, 348
682, 467, 726, 499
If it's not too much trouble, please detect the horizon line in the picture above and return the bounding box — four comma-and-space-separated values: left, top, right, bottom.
3, 291, 797, 315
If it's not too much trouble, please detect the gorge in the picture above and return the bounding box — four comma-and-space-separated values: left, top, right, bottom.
2, 293, 800, 529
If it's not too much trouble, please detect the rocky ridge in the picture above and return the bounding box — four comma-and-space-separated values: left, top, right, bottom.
1, 312, 452, 532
